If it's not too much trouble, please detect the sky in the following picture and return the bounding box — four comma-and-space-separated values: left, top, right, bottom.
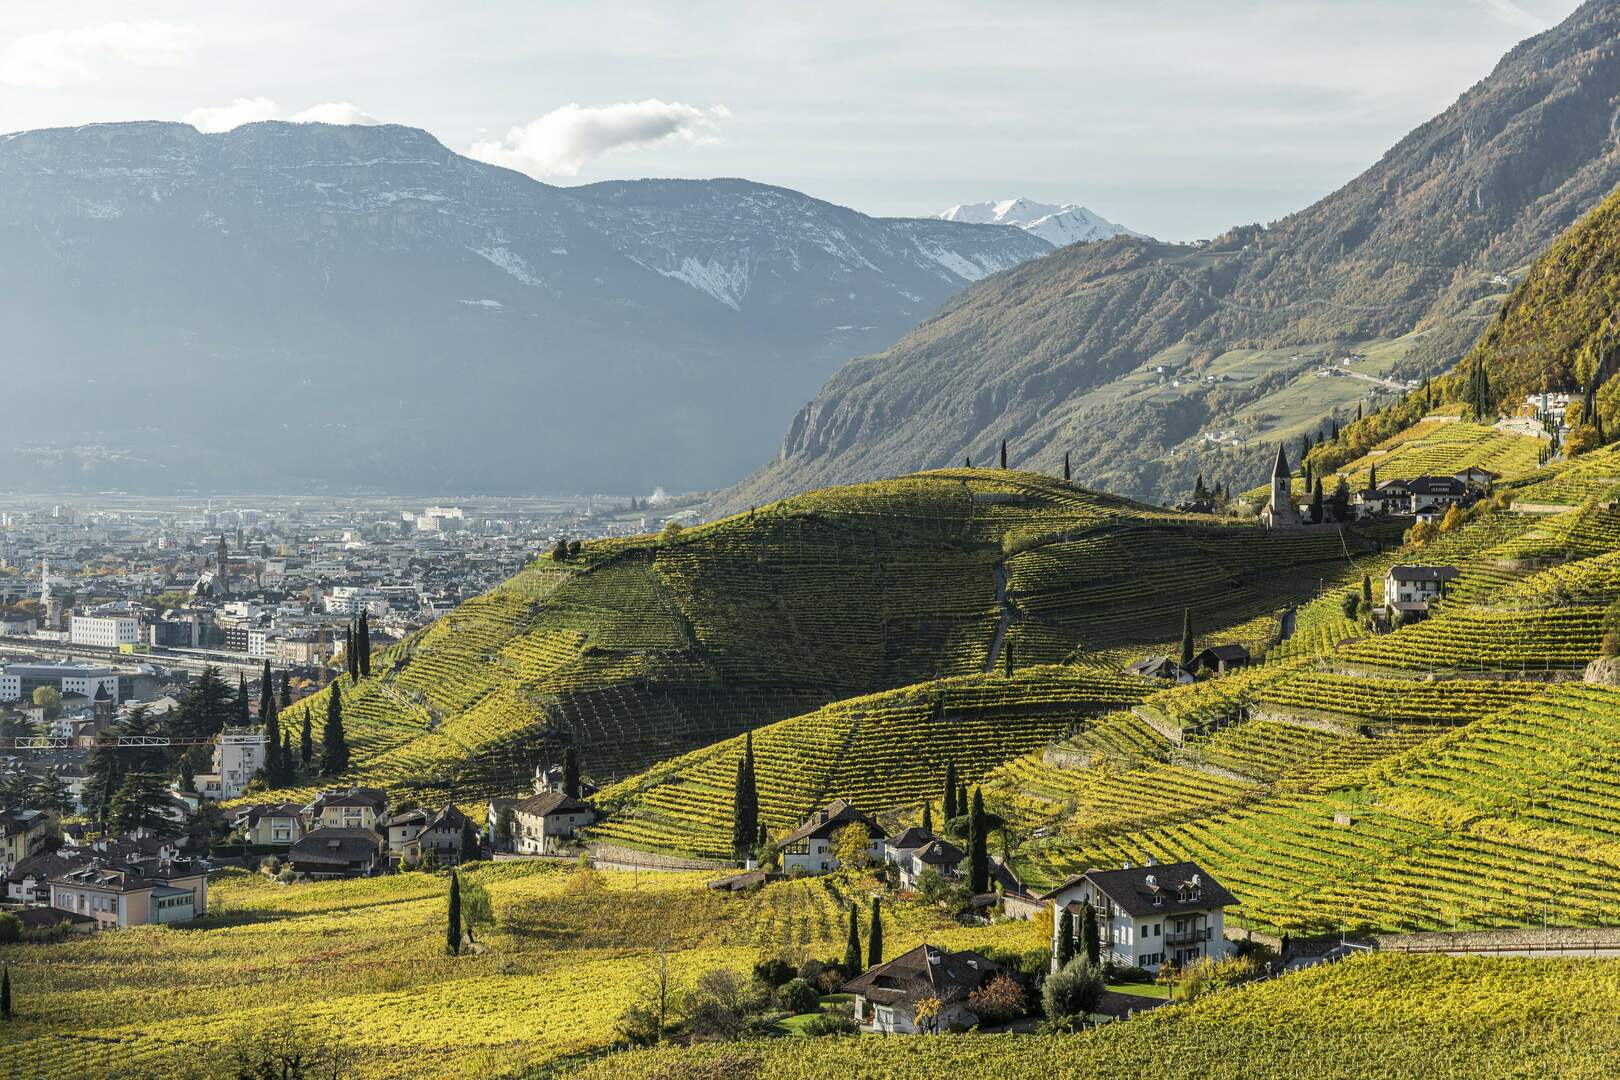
0, 1, 1585, 240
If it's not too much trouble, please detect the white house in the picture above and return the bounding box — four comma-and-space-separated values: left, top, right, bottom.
1406, 475, 1468, 513
1384, 565, 1459, 607
1041, 860, 1236, 973
779, 800, 885, 875
511, 791, 594, 855
885, 827, 965, 889
843, 944, 1011, 1034
194, 728, 268, 801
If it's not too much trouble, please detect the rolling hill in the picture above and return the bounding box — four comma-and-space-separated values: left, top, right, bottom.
727, 0, 1620, 511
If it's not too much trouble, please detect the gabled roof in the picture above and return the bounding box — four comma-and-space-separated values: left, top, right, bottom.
914, 837, 966, 866
420, 804, 470, 833
1040, 861, 1237, 918
887, 826, 935, 852
1408, 475, 1466, 496
1195, 644, 1250, 663
1125, 655, 1185, 678
288, 827, 382, 865
1387, 565, 1460, 583
512, 790, 591, 818
780, 799, 882, 846
842, 944, 1006, 1006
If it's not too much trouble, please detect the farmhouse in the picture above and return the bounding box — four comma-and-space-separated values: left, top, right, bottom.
1407, 475, 1468, 513
48, 858, 209, 927
779, 800, 885, 875
511, 790, 594, 855
1192, 644, 1251, 675
237, 802, 304, 846
885, 827, 965, 889
843, 944, 1010, 1034
382, 807, 432, 852
1384, 565, 1459, 608
1124, 655, 1194, 684
288, 827, 385, 878
392, 804, 474, 863
1042, 860, 1236, 973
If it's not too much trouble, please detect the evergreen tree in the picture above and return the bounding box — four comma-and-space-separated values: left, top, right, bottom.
957, 781, 968, 822
1056, 910, 1075, 968
844, 904, 862, 972
279, 671, 292, 712
300, 710, 313, 770
110, 772, 173, 835
969, 788, 989, 893
320, 687, 349, 776
447, 871, 462, 955
921, 803, 933, 834
1004, 639, 1013, 677
177, 754, 195, 794
867, 896, 883, 968
1193, 474, 1207, 501
1081, 900, 1101, 965
280, 731, 292, 784
1362, 574, 1373, 607
1, 966, 9, 1019
460, 819, 480, 864
345, 623, 359, 683
235, 674, 249, 728
563, 744, 581, 800
257, 659, 273, 719
1063, 451, 1071, 482
1369, 463, 1378, 490
1357, 401, 1363, 421
999, 439, 1008, 469
732, 732, 759, 857
358, 611, 373, 677
943, 763, 957, 821
1309, 477, 1324, 524
1180, 608, 1194, 669
262, 700, 281, 783
964, 456, 971, 468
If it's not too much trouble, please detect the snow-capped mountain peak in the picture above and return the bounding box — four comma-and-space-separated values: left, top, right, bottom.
939, 197, 1143, 248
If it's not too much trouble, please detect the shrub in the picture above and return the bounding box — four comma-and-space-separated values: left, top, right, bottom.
776, 978, 820, 1015
753, 957, 795, 988
1042, 956, 1103, 1029
0, 912, 21, 944
684, 969, 763, 1041
1341, 592, 1360, 618
803, 1004, 858, 1036
1106, 963, 1152, 984
967, 972, 1025, 1024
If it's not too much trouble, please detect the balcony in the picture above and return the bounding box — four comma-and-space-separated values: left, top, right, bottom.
1165, 927, 1211, 946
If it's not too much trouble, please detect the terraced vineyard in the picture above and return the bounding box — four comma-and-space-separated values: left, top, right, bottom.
589, 666, 1150, 859
252, 469, 1384, 809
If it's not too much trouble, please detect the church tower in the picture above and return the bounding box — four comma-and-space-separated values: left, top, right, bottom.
1262, 444, 1301, 527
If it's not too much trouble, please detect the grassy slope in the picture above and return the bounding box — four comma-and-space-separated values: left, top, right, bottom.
0, 863, 1045, 1078
571, 953, 1620, 1080
254, 469, 1372, 808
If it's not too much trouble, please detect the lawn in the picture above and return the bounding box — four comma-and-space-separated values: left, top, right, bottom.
776, 992, 855, 1035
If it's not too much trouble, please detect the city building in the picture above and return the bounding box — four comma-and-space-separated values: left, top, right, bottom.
194, 729, 269, 801
69, 614, 141, 649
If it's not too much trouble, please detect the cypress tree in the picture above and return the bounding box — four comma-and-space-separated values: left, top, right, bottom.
357, 612, 372, 678
1056, 910, 1075, 968
345, 623, 359, 683
999, 439, 1008, 469
943, 763, 957, 820
447, 871, 462, 955
969, 788, 989, 893
1081, 900, 1101, 965
262, 700, 281, 784
1310, 477, 1324, 524
1004, 639, 1013, 677
844, 904, 862, 972
279, 671, 292, 712
299, 710, 312, 770
1, 965, 9, 1019
1362, 574, 1373, 607
177, 753, 194, 794
563, 744, 581, 800
921, 802, 933, 834
257, 659, 273, 719
1180, 608, 1194, 669
965, 456, 972, 468
957, 781, 968, 822
867, 897, 883, 968
320, 687, 349, 776
732, 755, 751, 857
235, 674, 249, 727
280, 730, 292, 783
1063, 452, 1071, 482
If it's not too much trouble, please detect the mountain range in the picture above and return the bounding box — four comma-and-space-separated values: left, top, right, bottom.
938, 197, 1142, 247
726, 0, 1620, 511
0, 122, 1051, 494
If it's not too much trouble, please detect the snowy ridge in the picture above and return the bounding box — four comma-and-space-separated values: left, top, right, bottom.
939, 196, 1143, 248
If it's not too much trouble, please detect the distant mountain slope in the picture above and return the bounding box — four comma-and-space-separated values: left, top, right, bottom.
729, 0, 1620, 511
939, 196, 1142, 246
0, 122, 1050, 493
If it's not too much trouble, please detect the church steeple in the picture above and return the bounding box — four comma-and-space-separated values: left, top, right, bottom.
1272, 443, 1292, 479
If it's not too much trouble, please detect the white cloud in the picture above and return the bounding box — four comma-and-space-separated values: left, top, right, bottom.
1474, 0, 1550, 31
184, 99, 382, 133
184, 97, 280, 134
0, 22, 199, 89
466, 99, 730, 178
290, 102, 381, 126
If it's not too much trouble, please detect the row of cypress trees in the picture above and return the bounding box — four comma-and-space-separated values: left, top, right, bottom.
1054, 899, 1102, 968
843, 897, 884, 971
345, 612, 373, 683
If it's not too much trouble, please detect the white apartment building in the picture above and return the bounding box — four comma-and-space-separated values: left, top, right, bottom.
194, 730, 268, 801
326, 586, 387, 616
69, 614, 141, 649
0, 661, 121, 703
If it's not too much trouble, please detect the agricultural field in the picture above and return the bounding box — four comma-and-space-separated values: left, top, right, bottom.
249, 468, 1382, 814
0, 862, 1044, 1079
571, 954, 1620, 1080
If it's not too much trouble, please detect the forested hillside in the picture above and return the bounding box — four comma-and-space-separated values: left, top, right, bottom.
727, 0, 1620, 510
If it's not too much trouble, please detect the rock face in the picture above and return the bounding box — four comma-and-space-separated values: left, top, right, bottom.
727, 0, 1620, 511
0, 121, 1052, 493
1583, 656, 1620, 686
